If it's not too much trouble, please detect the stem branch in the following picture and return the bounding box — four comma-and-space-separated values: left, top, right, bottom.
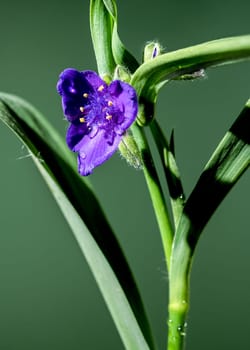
131, 123, 174, 269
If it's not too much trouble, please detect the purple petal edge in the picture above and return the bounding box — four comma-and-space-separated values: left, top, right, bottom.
77, 130, 122, 175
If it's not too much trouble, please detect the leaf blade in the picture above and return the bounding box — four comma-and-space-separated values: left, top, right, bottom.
32, 156, 151, 350
132, 35, 250, 103
90, 0, 116, 75
171, 98, 250, 266
102, 0, 139, 72
0, 93, 155, 349
168, 100, 250, 330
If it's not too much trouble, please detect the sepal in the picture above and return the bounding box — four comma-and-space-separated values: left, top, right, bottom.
113, 65, 131, 82
118, 132, 143, 169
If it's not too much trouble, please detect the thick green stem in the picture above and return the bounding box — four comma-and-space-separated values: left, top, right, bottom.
167, 254, 191, 349
131, 123, 191, 348
167, 215, 196, 350
131, 123, 174, 269
168, 298, 189, 350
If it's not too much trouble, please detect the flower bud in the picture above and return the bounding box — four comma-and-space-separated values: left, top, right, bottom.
118, 132, 143, 169
143, 41, 162, 62
113, 65, 131, 82
137, 42, 163, 126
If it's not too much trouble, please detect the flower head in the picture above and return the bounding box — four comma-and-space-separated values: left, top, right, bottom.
57, 69, 138, 175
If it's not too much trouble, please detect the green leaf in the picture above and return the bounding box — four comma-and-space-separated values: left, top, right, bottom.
90, 0, 138, 75
150, 120, 185, 228
33, 154, 150, 350
182, 98, 250, 242
167, 99, 250, 348
131, 123, 174, 269
0, 93, 155, 350
170, 98, 250, 298
112, 22, 140, 73
90, 0, 116, 75
103, 0, 117, 18
103, 0, 139, 72
131, 35, 250, 105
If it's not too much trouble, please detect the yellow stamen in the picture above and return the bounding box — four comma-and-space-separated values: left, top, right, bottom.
98, 85, 105, 92
79, 117, 85, 123
108, 100, 113, 106
79, 106, 84, 112
106, 114, 112, 120
83, 93, 88, 98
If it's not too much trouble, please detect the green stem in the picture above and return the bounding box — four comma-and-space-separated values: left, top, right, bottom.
167, 214, 197, 350
150, 120, 185, 228
131, 123, 174, 269
168, 297, 189, 350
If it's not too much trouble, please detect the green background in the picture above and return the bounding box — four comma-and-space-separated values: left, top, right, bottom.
0, 0, 250, 349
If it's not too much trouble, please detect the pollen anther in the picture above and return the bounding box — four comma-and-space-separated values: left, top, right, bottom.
83, 93, 88, 98
79, 106, 85, 112
79, 117, 85, 123
98, 85, 105, 92
106, 114, 112, 120
108, 100, 113, 106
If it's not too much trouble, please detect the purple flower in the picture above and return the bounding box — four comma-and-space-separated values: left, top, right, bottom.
57, 69, 138, 175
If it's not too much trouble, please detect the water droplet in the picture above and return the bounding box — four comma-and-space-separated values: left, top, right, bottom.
177, 323, 187, 337
168, 320, 173, 328
79, 151, 86, 159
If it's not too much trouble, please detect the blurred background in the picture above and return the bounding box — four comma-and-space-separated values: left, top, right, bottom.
0, 0, 250, 349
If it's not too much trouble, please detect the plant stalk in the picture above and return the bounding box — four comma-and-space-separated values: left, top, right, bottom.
131, 123, 174, 270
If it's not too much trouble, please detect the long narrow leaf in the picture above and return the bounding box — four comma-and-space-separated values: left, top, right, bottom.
90, 0, 116, 75
0, 93, 155, 349
170, 99, 250, 298
150, 120, 185, 228
32, 156, 150, 350
183, 98, 250, 244
131, 35, 250, 104
167, 100, 250, 347
103, 0, 139, 72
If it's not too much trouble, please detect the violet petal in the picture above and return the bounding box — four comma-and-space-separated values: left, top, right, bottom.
109, 80, 138, 131
77, 129, 122, 175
